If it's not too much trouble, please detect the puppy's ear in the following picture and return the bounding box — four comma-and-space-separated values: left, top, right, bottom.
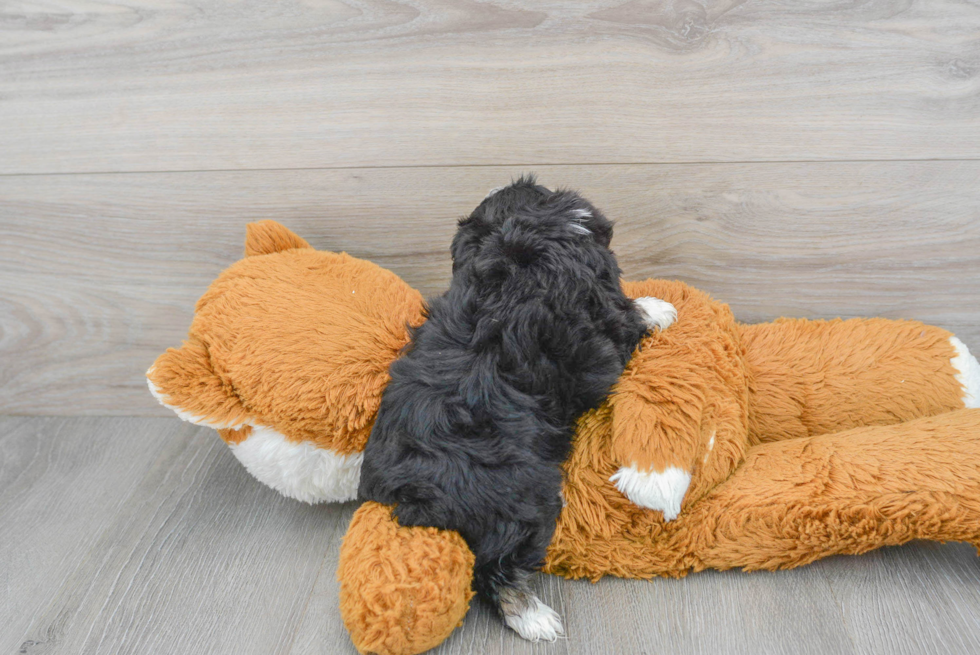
245, 220, 311, 257
562, 192, 612, 248
588, 214, 613, 248
147, 336, 250, 429
450, 215, 492, 272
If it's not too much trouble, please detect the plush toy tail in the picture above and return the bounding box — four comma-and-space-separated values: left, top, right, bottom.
338, 502, 476, 655
691, 408, 980, 572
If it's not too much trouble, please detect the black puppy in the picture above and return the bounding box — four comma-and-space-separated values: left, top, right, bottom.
358, 176, 667, 640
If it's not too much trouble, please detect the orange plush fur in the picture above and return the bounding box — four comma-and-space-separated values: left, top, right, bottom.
338, 503, 475, 655
149, 221, 980, 655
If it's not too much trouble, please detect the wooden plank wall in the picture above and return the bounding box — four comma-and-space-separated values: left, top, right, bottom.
3, 0, 979, 172
2, 1, 979, 416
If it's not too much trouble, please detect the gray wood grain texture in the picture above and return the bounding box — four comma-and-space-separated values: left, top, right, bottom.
7, 417, 347, 655
0, 417, 174, 655
2, 162, 979, 416
4, 416, 980, 655
2, 0, 980, 174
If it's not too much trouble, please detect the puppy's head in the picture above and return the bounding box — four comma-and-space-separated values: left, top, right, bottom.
451, 175, 613, 272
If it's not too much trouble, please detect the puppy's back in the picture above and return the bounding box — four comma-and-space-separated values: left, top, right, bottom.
359, 178, 648, 640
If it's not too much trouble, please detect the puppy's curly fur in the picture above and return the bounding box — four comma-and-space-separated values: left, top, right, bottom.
358, 176, 649, 638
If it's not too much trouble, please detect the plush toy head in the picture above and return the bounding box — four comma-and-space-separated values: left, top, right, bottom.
147, 220, 424, 502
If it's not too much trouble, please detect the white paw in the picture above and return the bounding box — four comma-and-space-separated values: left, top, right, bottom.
504, 595, 564, 642
951, 336, 980, 409
610, 465, 691, 521
635, 297, 677, 331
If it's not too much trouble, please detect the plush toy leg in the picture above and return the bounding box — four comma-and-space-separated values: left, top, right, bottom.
740, 317, 976, 443
611, 280, 749, 521
338, 503, 476, 655
691, 409, 980, 572
609, 296, 689, 519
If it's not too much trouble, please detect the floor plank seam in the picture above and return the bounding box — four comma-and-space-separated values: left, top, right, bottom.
3, 156, 980, 178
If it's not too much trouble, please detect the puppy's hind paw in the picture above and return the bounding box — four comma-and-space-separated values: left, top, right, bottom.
610, 465, 691, 521
635, 296, 677, 331
501, 592, 564, 642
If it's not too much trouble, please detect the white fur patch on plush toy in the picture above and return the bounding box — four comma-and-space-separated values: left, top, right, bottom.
610, 465, 691, 521
147, 368, 362, 503
635, 297, 677, 331
950, 336, 980, 409
229, 426, 363, 503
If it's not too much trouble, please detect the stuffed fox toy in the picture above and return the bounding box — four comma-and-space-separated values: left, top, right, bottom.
148, 221, 980, 655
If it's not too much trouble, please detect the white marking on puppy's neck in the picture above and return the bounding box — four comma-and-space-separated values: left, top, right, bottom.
568, 222, 592, 235
502, 593, 564, 642
950, 336, 980, 408
571, 208, 592, 218
634, 297, 678, 331
610, 465, 691, 521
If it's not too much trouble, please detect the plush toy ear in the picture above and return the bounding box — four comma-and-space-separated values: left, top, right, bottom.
244, 220, 311, 257
338, 502, 475, 655
146, 336, 250, 430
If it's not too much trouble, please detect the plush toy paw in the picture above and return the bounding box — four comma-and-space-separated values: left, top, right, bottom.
500, 589, 564, 642
609, 465, 692, 521
338, 502, 475, 655
635, 296, 677, 331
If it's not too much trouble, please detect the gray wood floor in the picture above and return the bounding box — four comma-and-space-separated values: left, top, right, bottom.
3, 0, 980, 653
3, 416, 980, 655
